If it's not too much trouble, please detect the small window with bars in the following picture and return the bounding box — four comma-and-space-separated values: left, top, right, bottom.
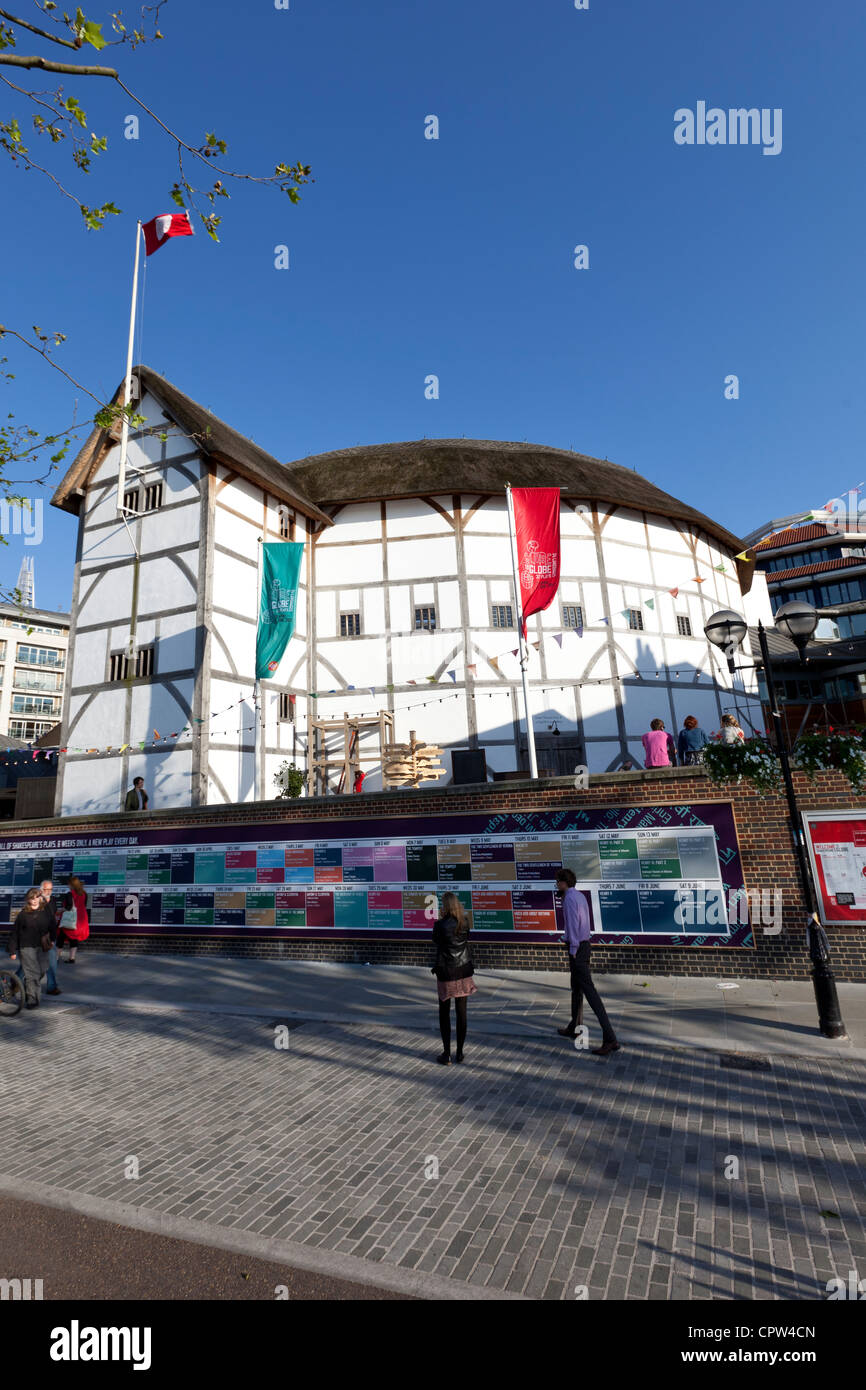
278, 693, 295, 722
340, 612, 361, 638
414, 606, 436, 631
109, 645, 155, 682
122, 487, 139, 513
626, 609, 643, 631
562, 604, 583, 629
676, 614, 692, 637
492, 604, 514, 629
278, 508, 293, 539
143, 482, 163, 512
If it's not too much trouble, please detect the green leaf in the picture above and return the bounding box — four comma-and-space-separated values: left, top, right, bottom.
80, 19, 106, 50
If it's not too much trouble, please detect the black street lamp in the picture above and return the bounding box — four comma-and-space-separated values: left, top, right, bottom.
705, 603, 847, 1040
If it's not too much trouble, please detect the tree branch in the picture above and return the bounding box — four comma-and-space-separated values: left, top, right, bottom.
0, 327, 105, 405
0, 54, 118, 76
0, 8, 79, 48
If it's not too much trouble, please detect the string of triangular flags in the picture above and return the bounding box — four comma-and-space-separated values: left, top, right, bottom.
4, 564, 750, 763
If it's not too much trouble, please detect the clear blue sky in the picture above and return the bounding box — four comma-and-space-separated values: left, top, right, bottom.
2, 0, 864, 611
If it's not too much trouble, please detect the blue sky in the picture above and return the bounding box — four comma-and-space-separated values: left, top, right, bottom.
1, 0, 864, 611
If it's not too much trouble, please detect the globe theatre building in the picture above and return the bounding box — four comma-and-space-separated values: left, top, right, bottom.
50, 367, 770, 814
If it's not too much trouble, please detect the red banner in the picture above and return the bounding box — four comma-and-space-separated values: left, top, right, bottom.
511, 487, 561, 637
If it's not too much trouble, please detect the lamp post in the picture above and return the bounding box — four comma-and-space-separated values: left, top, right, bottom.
705, 602, 847, 1040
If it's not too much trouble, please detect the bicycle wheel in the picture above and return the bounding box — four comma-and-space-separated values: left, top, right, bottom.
0, 970, 24, 1017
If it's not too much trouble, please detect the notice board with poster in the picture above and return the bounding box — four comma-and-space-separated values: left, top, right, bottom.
803, 810, 866, 926
0, 801, 753, 947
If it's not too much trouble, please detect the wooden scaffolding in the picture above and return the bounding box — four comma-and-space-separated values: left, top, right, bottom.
307, 710, 396, 796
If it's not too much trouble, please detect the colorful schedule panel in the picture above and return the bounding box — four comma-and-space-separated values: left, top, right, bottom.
0, 801, 751, 946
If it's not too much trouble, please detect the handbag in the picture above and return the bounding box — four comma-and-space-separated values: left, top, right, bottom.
58, 906, 77, 933
40, 932, 52, 952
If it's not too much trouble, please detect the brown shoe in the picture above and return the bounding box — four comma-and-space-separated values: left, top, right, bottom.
557, 1026, 576, 1038
591, 1041, 621, 1056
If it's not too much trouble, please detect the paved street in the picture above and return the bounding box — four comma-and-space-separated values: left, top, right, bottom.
0, 1197, 411, 1300
0, 954, 864, 1300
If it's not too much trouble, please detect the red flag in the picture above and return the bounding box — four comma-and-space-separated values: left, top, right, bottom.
511, 487, 561, 638
142, 211, 194, 256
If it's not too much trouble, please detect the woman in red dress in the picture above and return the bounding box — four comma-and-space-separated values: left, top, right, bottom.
57, 874, 91, 964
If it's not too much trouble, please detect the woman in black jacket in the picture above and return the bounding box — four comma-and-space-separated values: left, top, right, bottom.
432, 892, 476, 1065
8, 886, 55, 1009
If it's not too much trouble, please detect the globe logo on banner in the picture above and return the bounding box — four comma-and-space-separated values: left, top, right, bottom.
520, 539, 558, 586
263, 577, 297, 623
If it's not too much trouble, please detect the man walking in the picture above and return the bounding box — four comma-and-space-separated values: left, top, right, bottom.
555, 868, 620, 1055
39, 878, 62, 996
124, 777, 149, 811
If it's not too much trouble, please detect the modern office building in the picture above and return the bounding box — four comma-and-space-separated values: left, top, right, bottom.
752, 517, 866, 733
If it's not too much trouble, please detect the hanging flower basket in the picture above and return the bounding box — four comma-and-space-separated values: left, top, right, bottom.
701, 736, 782, 796
792, 728, 866, 794
702, 728, 866, 795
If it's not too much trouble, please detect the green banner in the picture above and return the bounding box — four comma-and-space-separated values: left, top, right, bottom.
255, 541, 304, 679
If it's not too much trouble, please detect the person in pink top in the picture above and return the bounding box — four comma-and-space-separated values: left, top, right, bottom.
642, 718, 677, 768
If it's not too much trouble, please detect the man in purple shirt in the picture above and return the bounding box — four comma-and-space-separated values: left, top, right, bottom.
556, 869, 620, 1055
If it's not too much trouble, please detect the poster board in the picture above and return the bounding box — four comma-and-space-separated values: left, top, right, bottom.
0, 800, 752, 947
803, 810, 866, 926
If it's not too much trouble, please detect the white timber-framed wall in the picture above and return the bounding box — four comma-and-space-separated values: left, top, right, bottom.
306, 493, 771, 787
52, 372, 771, 811
53, 382, 323, 815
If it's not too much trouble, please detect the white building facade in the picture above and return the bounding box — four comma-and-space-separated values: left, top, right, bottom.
0, 604, 69, 743
51, 368, 771, 814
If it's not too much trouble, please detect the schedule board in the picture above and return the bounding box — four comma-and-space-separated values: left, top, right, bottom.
0, 800, 752, 947
803, 810, 866, 926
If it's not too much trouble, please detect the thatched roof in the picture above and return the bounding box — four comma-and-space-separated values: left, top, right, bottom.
285, 438, 745, 553
51, 366, 330, 524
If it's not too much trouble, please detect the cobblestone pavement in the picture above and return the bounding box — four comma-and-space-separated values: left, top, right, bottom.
1, 1003, 863, 1300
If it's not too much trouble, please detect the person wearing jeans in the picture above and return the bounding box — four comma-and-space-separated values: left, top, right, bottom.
8, 887, 54, 1009
39, 878, 62, 996
555, 869, 620, 1056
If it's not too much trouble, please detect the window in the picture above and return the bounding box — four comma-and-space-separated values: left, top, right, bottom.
278, 693, 295, 722
770, 587, 815, 612
562, 604, 583, 629
9, 720, 53, 740
835, 613, 866, 638
676, 614, 692, 637
278, 508, 293, 539
13, 667, 63, 692
627, 609, 643, 631
492, 604, 514, 629
819, 577, 866, 606
340, 612, 361, 638
11, 695, 58, 714
109, 646, 155, 681
17, 645, 63, 668
122, 487, 139, 513
414, 606, 436, 631
143, 482, 163, 512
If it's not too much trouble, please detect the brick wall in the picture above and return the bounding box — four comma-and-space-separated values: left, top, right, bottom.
6, 766, 866, 980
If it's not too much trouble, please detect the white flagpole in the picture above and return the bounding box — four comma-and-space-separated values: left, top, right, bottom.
117, 220, 143, 515
254, 537, 264, 800
506, 484, 538, 779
